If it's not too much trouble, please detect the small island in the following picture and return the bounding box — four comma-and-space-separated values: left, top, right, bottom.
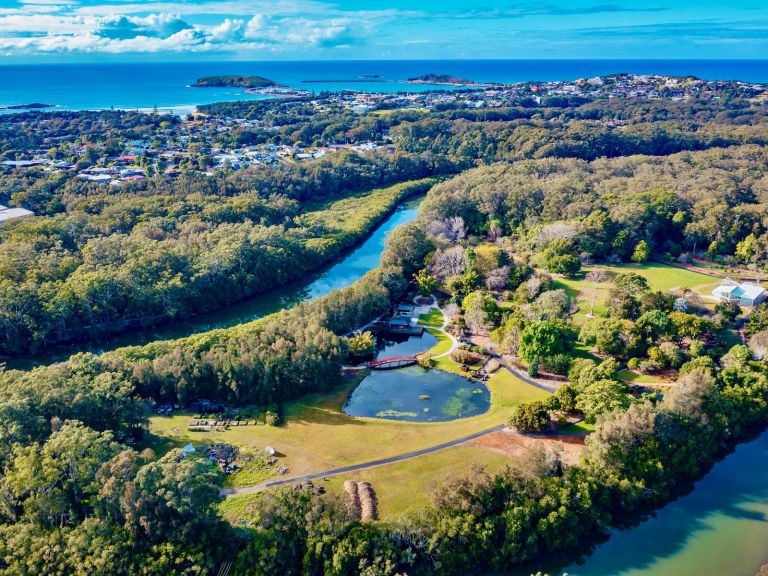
0, 103, 55, 110
192, 75, 279, 88
406, 73, 478, 86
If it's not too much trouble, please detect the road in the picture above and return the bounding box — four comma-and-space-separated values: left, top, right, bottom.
222, 297, 562, 497
222, 423, 505, 497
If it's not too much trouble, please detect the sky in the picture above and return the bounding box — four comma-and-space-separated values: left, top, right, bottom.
0, 0, 766, 62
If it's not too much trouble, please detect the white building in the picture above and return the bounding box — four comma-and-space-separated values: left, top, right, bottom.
712, 278, 767, 307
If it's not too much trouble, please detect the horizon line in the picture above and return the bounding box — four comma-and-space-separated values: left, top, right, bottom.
1, 57, 768, 67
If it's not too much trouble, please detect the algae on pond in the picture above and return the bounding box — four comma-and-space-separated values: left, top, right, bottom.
344, 365, 491, 423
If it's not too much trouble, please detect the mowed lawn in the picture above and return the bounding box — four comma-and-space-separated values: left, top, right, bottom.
323, 445, 512, 519
426, 328, 453, 356
147, 366, 551, 485
554, 262, 718, 324
418, 308, 444, 328
618, 368, 661, 384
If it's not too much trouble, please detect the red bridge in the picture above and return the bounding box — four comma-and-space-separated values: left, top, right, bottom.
369, 355, 419, 369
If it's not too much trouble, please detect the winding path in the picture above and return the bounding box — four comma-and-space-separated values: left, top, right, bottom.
223, 297, 561, 498
416, 294, 459, 359
491, 352, 561, 393
222, 424, 506, 497
420, 296, 558, 392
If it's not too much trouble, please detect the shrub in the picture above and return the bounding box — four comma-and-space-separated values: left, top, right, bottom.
417, 355, 435, 369
528, 357, 540, 377
627, 357, 640, 370
554, 384, 578, 413
543, 354, 572, 375
688, 340, 706, 357
637, 359, 662, 374
451, 348, 483, 365
508, 401, 550, 432
265, 409, 280, 426
679, 355, 717, 377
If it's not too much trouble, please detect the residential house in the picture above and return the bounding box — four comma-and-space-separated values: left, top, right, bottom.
712, 278, 767, 306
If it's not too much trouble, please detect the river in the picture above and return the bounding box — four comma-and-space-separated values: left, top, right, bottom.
507, 429, 768, 576
11, 190, 768, 575
7, 197, 421, 369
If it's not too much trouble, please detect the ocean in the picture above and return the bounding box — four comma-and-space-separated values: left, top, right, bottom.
0, 59, 766, 113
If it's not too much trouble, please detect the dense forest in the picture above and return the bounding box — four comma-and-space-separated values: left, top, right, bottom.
1, 85, 768, 574
421, 145, 768, 260
2, 197, 767, 575
0, 168, 435, 354
2, 91, 767, 353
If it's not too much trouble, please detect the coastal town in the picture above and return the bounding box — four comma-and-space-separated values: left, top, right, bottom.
1, 73, 765, 208
3, 0, 768, 572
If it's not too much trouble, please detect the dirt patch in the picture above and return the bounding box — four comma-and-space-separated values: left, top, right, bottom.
470, 334, 494, 350
468, 431, 586, 466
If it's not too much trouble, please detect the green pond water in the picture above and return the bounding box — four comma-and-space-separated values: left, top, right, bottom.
506, 428, 768, 576
344, 365, 491, 422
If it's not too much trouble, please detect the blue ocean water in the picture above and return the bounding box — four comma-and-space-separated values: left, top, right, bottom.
0, 60, 766, 113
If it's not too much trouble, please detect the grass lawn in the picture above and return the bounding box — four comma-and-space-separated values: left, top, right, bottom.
147, 368, 549, 490
486, 369, 550, 408
218, 493, 263, 525
555, 262, 718, 326
562, 421, 596, 433
553, 274, 608, 324
323, 445, 511, 519
573, 341, 602, 363
425, 328, 453, 356
599, 262, 717, 293
618, 369, 660, 384
418, 308, 444, 328
431, 350, 463, 373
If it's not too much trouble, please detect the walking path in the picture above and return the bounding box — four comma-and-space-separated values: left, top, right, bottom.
224, 297, 570, 498
416, 294, 459, 359
491, 352, 561, 393
222, 423, 506, 497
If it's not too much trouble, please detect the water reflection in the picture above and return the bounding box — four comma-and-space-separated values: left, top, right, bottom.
344, 365, 490, 423
8, 198, 422, 369
504, 430, 768, 576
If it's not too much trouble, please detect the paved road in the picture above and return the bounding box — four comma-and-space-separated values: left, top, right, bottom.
222, 423, 505, 497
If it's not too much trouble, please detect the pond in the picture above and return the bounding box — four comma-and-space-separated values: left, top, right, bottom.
373, 331, 439, 360
504, 428, 768, 576
344, 365, 490, 422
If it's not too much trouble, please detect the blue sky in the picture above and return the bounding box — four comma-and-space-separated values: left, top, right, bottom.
0, 0, 766, 61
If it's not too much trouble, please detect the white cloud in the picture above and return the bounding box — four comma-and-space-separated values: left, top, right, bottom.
210, 17, 244, 41
0, 1, 377, 55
